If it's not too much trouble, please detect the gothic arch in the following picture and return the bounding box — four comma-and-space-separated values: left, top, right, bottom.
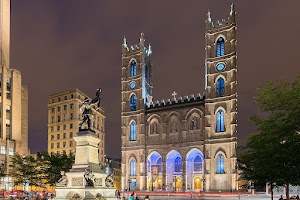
214, 106, 226, 115
214, 148, 227, 158
185, 108, 204, 120
186, 148, 204, 159
128, 92, 137, 100
147, 114, 163, 124
214, 34, 227, 44
214, 74, 227, 85
165, 111, 182, 123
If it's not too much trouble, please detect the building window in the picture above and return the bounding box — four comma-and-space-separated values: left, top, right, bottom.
51, 127, 54, 132
70, 103, 74, 110
216, 37, 225, 57
63, 105, 67, 111
150, 123, 158, 134
70, 124, 73, 129
51, 117, 54, 123
63, 142, 66, 148
69, 141, 73, 147
71, 94, 74, 99
217, 153, 225, 174
63, 115, 66, 121
6, 77, 11, 99
216, 78, 225, 97
130, 159, 136, 176
63, 133, 66, 139
78, 95, 80, 99
58, 97, 61, 102
52, 99, 54, 103
193, 155, 202, 172
57, 143, 60, 148
174, 156, 182, 172
64, 96, 67, 100
57, 126, 60, 131
130, 121, 136, 141
130, 60, 137, 76
70, 113, 73, 120
1, 146, 6, 154
8, 147, 14, 156
57, 116, 61, 122
51, 143, 54, 149
51, 108, 55, 113
216, 110, 225, 132
57, 107, 61, 112
70, 132, 73, 138
6, 105, 10, 113
130, 94, 136, 111
57, 134, 60, 139
51, 135, 54, 140
63, 125, 66, 130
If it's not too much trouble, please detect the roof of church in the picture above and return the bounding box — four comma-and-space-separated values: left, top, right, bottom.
146, 93, 205, 111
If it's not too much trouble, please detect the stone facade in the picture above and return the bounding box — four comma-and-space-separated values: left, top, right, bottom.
121, 5, 238, 192
48, 88, 106, 164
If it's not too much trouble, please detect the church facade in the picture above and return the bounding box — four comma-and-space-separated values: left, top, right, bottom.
121, 5, 238, 192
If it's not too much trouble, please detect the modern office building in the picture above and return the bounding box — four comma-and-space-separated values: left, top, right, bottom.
47, 88, 106, 164
0, 0, 29, 190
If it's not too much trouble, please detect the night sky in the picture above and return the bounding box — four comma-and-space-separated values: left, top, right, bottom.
10, 1, 299, 158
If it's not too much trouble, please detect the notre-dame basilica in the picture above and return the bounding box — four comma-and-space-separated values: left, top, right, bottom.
121, 4, 238, 192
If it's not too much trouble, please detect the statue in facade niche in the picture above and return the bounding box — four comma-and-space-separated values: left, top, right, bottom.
84, 169, 95, 186
56, 171, 68, 187
79, 88, 101, 131
105, 173, 114, 188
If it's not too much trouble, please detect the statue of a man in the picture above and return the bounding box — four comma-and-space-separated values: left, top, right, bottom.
84, 169, 95, 187
56, 171, 68, 187
79, 88, 101, 130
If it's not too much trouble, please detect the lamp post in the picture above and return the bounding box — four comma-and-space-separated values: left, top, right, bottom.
201, 175, 206, 193
173, 176, 177, 192
127, 178, 132, 191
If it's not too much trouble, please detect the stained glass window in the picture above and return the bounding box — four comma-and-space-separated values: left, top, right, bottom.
216, 78, 225, 97
174, 156, 182, 172
217, 153, 225, 174
130, 159, 136, 176
130, 95, 136, 111
217, 110, 225, 132
216, 37, 225, 57
130, 121, 136, 141
131, 60, 137, 76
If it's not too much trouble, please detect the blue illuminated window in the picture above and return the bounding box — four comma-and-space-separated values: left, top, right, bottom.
130, 60, 137, 76
216, 78, 225, 97
217, 153, 225, 174
194, 155, 202, 172
157, 157, 162, 173
130, 82, 136, 89
130, 94, 136, 111
174, 156, 182, 172
216, 110, 225, 132
130, 121, 136, 141
216, 37, 225, 57
130, 159, 136, 176
216, 63, 225, 71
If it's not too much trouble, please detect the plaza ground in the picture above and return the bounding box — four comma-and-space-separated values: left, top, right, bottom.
121, 192, 282, 200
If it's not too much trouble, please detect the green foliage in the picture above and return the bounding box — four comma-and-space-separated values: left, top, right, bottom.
9, 152, 75, 187
238, 75, 300, 199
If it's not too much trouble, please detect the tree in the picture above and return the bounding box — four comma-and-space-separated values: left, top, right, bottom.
238, 75, 300, 200
9, 154, 40, 189
40, 152, 75, 186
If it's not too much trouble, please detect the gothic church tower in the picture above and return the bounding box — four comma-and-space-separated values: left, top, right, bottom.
204, 4, 238, 191
121, 33, 152, 190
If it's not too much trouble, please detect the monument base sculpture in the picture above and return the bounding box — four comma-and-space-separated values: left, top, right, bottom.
54, 130, 117, 200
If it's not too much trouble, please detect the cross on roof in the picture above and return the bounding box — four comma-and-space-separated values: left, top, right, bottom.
172, 91, 177, 99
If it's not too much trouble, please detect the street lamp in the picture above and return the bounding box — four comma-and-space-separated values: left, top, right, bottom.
173, 176, 177, 192
201, 175, 206, 192
127, 178, 132, 191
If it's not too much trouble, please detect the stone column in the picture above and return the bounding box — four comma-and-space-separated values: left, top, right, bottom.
162, 160, 166, 191
182, 159, 187, 192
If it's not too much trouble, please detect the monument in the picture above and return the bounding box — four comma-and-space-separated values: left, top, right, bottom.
55, 89, 117, 200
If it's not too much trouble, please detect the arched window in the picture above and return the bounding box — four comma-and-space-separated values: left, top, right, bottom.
174, 156, 182, 172
130, 95, 136, 111
193, 155, 202, 172
157, 157, 162, 173
130, 60, 137, 76
216, 37, 225, 57
190, 118, 198, 130
216, 110, 225, 132
216, 78, 225, 97
130, 121, 136, 141
130, 158, 136, 176
217, 153, 225, 174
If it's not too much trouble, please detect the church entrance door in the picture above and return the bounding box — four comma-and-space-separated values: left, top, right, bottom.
175, 177, 182, 191
193, 176, 203, 191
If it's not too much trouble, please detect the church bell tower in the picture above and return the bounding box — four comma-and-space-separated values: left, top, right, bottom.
121, 33, 153, 190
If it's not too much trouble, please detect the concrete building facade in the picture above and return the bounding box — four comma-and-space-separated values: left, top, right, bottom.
47, 89, 106, 164
0, 0, 29, 190
121, 5, 238, 192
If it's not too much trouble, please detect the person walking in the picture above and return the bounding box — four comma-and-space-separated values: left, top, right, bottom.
144, 195, 150, 200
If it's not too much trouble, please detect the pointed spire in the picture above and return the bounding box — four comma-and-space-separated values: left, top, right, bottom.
140, 32, 144, 42
139, 32, 145, 49
230, 2, 235, 16
147, 43, 152, 56
207, 10, 212, 23
123, 36, 127, 45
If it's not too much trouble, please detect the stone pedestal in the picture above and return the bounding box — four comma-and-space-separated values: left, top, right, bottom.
55, 130, 117, 200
